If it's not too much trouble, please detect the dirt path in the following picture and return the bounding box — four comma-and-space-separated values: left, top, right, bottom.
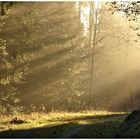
0, 113, 127, 138
63, 114, 127, 138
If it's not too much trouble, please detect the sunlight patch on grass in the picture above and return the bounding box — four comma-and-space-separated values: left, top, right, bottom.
0, 111, 127, 132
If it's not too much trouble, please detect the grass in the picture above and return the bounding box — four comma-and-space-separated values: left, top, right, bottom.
73, 118, 124, 138
0, 111, 127, 138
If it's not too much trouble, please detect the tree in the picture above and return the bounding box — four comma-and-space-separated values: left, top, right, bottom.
89, 1, 99, 107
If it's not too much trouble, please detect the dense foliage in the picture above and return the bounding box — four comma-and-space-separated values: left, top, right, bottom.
110, 1, 140, 22
0, 2, 15, 16
0, 2, 85, 113
117, 110, 140, 137
0, 3, 28, 114
0, 1, 140, 113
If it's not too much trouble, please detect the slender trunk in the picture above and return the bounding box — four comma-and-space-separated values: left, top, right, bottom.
88, 2, 93, 46
89, 2, 94, 104
78, 2, 81, 26
89, 1, 99, 107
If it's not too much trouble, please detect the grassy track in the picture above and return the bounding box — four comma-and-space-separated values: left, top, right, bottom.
0, 111, 127, 138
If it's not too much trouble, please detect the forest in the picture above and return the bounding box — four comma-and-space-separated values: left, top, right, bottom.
0, 1, 140, 138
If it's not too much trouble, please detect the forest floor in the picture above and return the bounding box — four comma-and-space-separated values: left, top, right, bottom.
0, 111, 127, 138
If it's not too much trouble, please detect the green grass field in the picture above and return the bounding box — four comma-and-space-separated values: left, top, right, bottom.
0, 111, 127, 138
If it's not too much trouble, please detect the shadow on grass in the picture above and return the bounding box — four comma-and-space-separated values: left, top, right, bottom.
0, 114, 127, 138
